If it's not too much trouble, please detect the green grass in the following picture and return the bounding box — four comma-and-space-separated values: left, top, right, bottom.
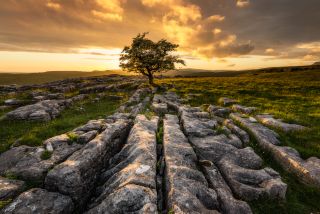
158, 70, 320, 158
158, 69, 320, 214
0, 94, 128, 153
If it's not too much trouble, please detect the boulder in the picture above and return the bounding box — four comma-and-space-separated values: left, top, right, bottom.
208, 105, 231, 117
0, 177, 25, 201
223, 119, 250, 146
4, 99, 22, 106
256, 114, 308, 132
232, 105, 257, 114
163, 114, 220, 213
231, 113, 320, 189
179, 106, 217, 137
1, 188, 74, 214
87, 115, 158, 213
45, 116, 132, 208
179, 108, 287, 201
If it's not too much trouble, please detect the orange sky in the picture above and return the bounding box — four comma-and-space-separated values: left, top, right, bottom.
0, 0, 319, 73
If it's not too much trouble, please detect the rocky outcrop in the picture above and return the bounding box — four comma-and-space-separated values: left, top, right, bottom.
0, 177, 25, 201
45, 114, 132, 208
87, 115, 158, 214
232, 105, 257, 114
223, 119, 250, 146
179, 106, 217, 137
231, 113, 320, 189
208, 105, 231, 118
180, 107, 287, 202
4, 93, 87, 122
1, 188, 74, 214
256, 114, 308, 132
152, 94, 168, 115
163, 114, 220, 213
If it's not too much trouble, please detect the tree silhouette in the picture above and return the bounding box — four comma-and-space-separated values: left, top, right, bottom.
120, 33, 185, 86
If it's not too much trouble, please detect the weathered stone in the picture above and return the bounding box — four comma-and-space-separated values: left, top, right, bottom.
202, 165, 252, 214
232, 104, 257, 114
4, 99, 22, 106
218, 97, 238, 106
218, 147, 287, 201
152, 103, 168, 115
5, 100, 67, 121
232, 113, 320, 189
78, 130, 98, 144
223, 119, 250, 146
87, 115, 158, 214
179, 106, 217, 137
180, 108, 287, 201
73, 119, 106, 132
256, 114, 308, 132
162, 92, 181, 111
45, 116, 131, 207
1, 188, 74, 214
0, 177, 25, 201
163, 114, 220, 213
230, 113, 281, 145
208, 105, 231, 117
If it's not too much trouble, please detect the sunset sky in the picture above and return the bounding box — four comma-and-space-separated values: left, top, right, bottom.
0, 0, 319, 73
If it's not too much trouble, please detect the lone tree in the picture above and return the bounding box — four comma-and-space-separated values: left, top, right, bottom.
120, 33, 185, 86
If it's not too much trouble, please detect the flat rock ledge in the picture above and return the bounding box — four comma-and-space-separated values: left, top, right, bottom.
256, 114, 308, 133
0, 177, 25, 201
45, 115, 132, 208
5, 94, 87, 121
163, 114, 220, 213
86, 115, 158, 214
180, 107, 286, 202
0, 188, 74, 214
152, 94, 168, 115
231, 113, 320, 189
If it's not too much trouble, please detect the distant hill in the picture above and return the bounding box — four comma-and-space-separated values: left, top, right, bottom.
313, 61, 320, 65
1, 64, 319, 85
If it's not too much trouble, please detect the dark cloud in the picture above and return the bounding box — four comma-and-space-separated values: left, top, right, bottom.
0, 0, 319, 61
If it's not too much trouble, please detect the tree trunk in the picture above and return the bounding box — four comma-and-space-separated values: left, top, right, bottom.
147, 74, 157, 86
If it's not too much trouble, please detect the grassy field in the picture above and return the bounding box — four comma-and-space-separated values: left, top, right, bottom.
158, 69, 320, 213
0, 93, 128, 153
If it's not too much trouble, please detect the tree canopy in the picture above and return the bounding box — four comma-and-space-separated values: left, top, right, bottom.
120, 33, 185, 85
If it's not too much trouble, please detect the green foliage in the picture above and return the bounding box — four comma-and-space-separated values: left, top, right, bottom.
0, 199, 12, 209
4, 171, 17, 180
41, 150, 52, 160
0, 96, 126, 153
158, 69, 320, 213
67, 132, 79, 144
120, 33, 185, 84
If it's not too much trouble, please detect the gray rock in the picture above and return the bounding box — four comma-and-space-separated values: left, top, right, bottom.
151, 103, 168, 115
45, 116, 131, 207
256, 114, 308, 132
4, 99, 22, 106
1, 188, 74, 214
232, 105, 257, 114
163, 114, 220, 213
181, 108, 287, 201
230, 113, 281, 145
179, 106, 217, 137
0, 177, 25, 200
223, 119, 250, 146
87, 115, 158, 214
218, 97, 238, 106
78, 130, 98, 144
232, 113, 320, 189
202, 165, 252, 214
208, 105, 231, 117
73, 119, 106, 132
5, 100, 67, 121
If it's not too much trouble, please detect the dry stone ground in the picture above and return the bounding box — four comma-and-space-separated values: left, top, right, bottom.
0, 85, 319, 214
